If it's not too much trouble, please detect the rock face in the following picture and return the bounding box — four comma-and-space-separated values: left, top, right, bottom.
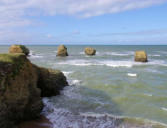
135, 51, 148, 62
84, 47, 96, 56
9, 45, 30, 56
37, 67, 68, 97
56, 45, 68, 57
0, 53, 68, 128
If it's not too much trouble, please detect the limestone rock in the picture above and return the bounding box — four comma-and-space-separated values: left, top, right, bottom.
9, 45, 30, 56
135, 51, 148, 62
84, 47, 96, 56
56, 45, 68, 57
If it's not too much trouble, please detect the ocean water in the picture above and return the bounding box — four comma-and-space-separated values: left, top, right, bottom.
1, 45, 167, 128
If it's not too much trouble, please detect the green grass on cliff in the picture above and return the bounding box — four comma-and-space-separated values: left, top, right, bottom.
0, 53, 26, 78
0, 53, 25, 64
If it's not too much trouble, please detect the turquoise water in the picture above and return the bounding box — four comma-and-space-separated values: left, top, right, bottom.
1, 45, 167, 127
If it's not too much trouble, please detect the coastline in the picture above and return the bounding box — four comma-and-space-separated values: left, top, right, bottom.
18, 115, 52, 128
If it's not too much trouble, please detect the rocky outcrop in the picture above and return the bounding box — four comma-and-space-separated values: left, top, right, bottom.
135, 51, 148, 62
56, 45, 68, 57
0, 53, 68, 128
9, 45, 30, 56
37, 67, 68, 97
84, 47, 96, 56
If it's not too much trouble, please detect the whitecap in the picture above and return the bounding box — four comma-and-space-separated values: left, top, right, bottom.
69, 79, 82, 85
149, 54, 161, 57
57, 60, 133, 68
143, 93, 153, 97
57, 59, 167, 68
29, 50, 43, 58
162, 107, 167, 111
79, 52, 84, 55
62, 71, 73, 77
127, 73, 137, 77
102, 51, 134, 56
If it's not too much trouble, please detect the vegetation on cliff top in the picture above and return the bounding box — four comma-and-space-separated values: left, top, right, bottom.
0, 53, 26, 79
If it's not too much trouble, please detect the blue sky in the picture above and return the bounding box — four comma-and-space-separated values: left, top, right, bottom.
0, 0, 167, 45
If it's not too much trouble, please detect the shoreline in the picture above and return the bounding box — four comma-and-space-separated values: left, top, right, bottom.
18, 115, 52, 128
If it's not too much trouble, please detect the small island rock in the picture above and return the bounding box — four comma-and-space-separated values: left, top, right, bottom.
56, 45, 68, 57
84, 47, 96, 56
135, 51, 148, 62
9, 45, 30, 56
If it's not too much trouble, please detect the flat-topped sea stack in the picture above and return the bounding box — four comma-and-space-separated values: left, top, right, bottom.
84, 47, 96, 56
9, 45, 30, 56
0, 52, 68, 128
135, 51, 148, 62
56, 45, 68, 57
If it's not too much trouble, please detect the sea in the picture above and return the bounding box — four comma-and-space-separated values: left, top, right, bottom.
0, 45, 167, 128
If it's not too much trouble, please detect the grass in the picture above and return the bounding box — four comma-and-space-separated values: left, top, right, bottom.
0, 53, 26, 78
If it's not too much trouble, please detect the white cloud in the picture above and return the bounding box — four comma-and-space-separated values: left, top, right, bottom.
0, 0, 167, 43
27, 0, 167, 18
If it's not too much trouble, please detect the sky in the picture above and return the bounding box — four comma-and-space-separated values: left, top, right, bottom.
0, 0, 167, 45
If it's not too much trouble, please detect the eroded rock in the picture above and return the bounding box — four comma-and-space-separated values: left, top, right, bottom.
9, 45, 30, 56
56, 45, 68, 57
37, 67, 68, 97
0, 53, 68, 128
135, 51, 148, 62
85, 47, 96, 56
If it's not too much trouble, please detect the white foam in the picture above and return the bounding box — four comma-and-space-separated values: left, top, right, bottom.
57, 60, 134, 68
68, 79, 82, 85
127, 73, 137, 77
102, 51, 134, 56
103, 60, 133, 67
42, 98, 166, 128
162, 107, 167, 111
79, 52, 84, 55
29, 50, 43, 58
57, 59, 167, 68
149, 54, 161, 57
143, 93, 153, 97
62, 71, 73, 77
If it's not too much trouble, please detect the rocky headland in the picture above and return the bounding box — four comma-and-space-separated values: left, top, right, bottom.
0, 47, 68, 128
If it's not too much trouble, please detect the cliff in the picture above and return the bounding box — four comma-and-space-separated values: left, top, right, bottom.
0, 53, 68, 128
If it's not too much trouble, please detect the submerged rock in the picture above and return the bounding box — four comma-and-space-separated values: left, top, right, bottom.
0, 53, 68, 128
37, 67, 68, 97
56, 45, 68, 57
85, 47, 96, 56
9, 45, 30, 56
135, 51, 148, 62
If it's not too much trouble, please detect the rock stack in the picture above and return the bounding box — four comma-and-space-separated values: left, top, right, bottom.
84, 47, 96, 56
9, 45, 30, 56
135, 51, 148, 62
56, 45, 68, 57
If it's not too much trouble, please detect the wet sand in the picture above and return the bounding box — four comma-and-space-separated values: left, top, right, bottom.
18, 115, 52, 128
